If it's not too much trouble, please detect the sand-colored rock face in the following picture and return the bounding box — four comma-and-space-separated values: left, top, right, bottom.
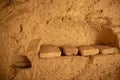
11, 54, 120, 80
0, 0, 120, 80
0, 0, 120, 48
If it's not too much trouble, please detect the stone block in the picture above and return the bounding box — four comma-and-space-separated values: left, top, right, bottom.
39, 45, 61, 58
62, 46, 78, 56
94, 45, 118, 55
78, 46, 99, 56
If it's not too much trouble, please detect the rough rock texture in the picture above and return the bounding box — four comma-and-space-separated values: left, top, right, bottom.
0, 0, 120, 80
10, 54, 31, 68
12, 54, 120, 80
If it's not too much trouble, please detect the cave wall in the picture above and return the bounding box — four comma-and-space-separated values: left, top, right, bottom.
0, 0, 120, 80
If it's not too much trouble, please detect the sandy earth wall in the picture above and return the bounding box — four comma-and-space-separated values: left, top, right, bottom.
12, 54, 120, 80
0, 0, 120, 80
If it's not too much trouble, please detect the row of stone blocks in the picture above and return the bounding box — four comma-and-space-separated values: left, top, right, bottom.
11, 45, 118, 69
39, 45, 118, 58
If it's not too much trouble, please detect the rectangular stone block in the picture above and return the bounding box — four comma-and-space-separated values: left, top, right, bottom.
93, 45, 118, 55
39, 45, 61, 58
78, 46, 99, 56
62, 46, 78, 56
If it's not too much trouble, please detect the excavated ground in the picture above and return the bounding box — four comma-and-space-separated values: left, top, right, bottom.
10, 54, 120, 80
0, 0, 120, 80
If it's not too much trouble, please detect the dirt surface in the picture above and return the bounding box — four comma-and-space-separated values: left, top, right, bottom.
11, 54, 120, 80
0, 0, 120, 80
